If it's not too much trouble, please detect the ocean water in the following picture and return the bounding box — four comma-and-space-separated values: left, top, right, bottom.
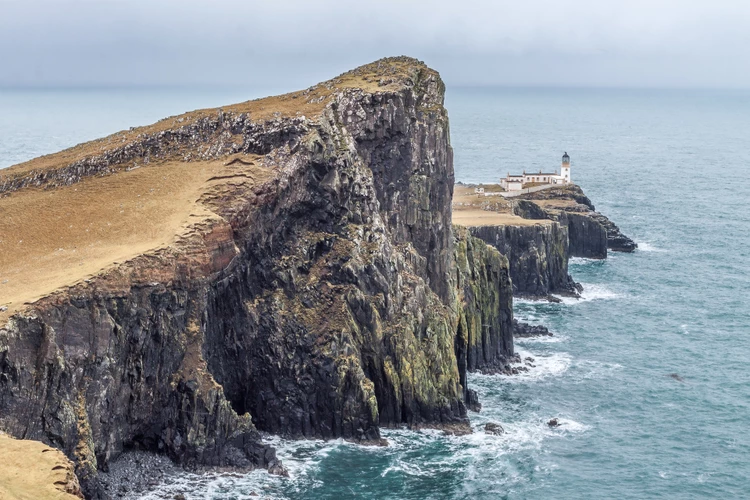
2, 86, 750, 499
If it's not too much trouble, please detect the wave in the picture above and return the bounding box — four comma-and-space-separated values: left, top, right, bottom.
515, 334, 567, 344
636, 241, 667, 252
570, 359, 624, 382
569, 256, 606, 265
553, 283, 620, 305
471, 348, 572, 383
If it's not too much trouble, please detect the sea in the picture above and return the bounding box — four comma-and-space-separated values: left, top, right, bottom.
1, 85, 749, 499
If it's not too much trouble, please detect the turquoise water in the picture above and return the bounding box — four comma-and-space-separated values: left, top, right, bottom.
2, 87, 749, 499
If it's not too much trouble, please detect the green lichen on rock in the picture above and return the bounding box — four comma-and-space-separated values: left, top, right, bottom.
0, 57, 517, 494
453, 226, 514, 378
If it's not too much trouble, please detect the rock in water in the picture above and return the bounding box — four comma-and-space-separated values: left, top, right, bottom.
0, 57, 515, 494
548, 418, 560, 428
513, 319, 553, 337
484, 422, 505, 435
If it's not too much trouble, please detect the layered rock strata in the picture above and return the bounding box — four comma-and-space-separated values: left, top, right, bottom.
454, 227, 514, 385
468, 223, 580, 297
520, 185, 637, 253
0, 58, 515, 497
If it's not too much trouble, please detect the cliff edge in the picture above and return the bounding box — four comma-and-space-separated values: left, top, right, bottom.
0, 433, 83, 499
0, 57, 514, 497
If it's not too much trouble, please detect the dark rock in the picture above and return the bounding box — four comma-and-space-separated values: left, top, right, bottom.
469, 223, 580, 297
668, 373, 685, 383
520, 185, 636, 253
547, 418, 560, 427
588, 212, 638, 252
512, 199, 551, 220
561, 211, 608, 259
0, 57, 516, 493
454, 227, 515, 378
268, 461, 289, 477
484, 422, 504, 435
465, 388, 482, 412
513, 319, 552, 337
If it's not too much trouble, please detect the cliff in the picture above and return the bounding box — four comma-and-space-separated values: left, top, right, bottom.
519, 185, 637, 254
0, 58, 514, 497
454, 227, 514, 385
468, 223, 580, 297
451, 182, 634, 299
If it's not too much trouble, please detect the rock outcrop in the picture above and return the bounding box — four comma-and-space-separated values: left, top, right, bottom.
468, 223, 580, 298
0, 57, 515, 497
512, 319, 552, 337
520, 185, 637, 253
454, 227, 514, 384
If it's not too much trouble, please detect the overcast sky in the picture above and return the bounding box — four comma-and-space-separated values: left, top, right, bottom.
1, 0, 749, 89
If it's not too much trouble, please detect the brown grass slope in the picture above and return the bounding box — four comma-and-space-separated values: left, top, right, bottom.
0, 56, 432, 322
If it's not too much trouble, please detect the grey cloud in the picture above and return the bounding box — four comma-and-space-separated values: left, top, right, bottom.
0, 0, 748, 88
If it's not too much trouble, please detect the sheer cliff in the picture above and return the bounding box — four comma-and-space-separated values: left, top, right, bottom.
0, 58, 514, 497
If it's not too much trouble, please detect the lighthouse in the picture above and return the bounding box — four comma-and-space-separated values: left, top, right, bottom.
561, 152, 571, 183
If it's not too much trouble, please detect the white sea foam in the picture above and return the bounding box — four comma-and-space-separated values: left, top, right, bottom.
553, 418, 589, 433
515, 334, 567, 344
553, 283, 619, 304
636, 241, 667, 252
513, 297, 543, 306
470, 347, 572, 383
569, 256, 604, 265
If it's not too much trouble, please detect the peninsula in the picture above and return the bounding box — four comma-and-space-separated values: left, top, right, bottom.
0, 57, 633, 498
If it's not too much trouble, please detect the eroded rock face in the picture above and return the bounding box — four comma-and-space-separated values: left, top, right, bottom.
454, 227, 514, 379
512, 198, 608, 259
520, 185, 637, 253
561, 211, 608, 259
202, 69, 468, 441
0, 58, 514, 496
468, 223, 580, 298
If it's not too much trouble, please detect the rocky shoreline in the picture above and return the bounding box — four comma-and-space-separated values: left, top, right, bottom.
513, 319, 553, 338
0, 58, 634, 499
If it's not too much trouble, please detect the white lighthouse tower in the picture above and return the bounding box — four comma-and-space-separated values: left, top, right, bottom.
561, 152, 571, 183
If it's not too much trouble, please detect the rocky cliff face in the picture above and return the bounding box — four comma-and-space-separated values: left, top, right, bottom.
468, 223, 580, 297
200, 63, 466, 442
454, 227, 514, 384
520, 185, 637, 253
0, 58, 514, 497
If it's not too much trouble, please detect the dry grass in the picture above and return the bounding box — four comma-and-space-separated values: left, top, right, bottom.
0, 57, 431, 322
452, 184, 550, 227
529, 199, 579, 209
0, 157, 268, 321
1, 58, 429, 181
452, 209, 550, 227
0, 434, 81, 499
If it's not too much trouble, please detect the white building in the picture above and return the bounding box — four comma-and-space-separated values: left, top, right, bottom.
499, 152, 572, 191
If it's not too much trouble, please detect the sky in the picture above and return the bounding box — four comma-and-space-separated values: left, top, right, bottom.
1, 0, 749, 89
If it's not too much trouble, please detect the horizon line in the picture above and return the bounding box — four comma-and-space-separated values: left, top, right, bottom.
1, 82, 749, 93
